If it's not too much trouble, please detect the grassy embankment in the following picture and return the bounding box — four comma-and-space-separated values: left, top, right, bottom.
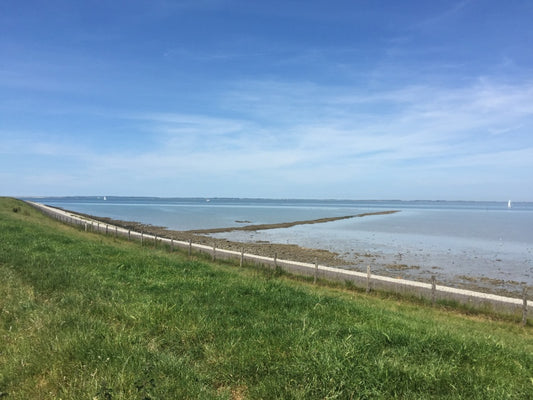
1, 197, 532, 399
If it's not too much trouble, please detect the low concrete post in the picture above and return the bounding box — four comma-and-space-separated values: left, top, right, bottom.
314, 258, 318, 284
188, 239, 192, 256
115, 226, 118, 237
431, 276, 437, 306
274, 252, 278, 268
366, 265, 371, 293
240, 248, 244, 267
523, 286, 528, 327
212, 243, 216, 261
154, 235, 157, 248
141, 232, 144, 246
128, 230, 131, 240
84, 223, 87, 232
170, 238, 174, 251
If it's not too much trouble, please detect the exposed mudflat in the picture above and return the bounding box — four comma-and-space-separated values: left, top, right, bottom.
68, 208, 529, 298
185, 210, 400, 234
73, 211, 399, 266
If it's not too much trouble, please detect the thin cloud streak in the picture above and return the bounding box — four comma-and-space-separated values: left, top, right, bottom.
3, 76, 533, 199
91, 79, 532, 198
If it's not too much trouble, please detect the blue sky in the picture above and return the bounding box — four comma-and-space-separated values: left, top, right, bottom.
1, 0, 532, 200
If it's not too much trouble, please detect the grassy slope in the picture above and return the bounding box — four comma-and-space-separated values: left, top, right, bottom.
0, 198, 532, 399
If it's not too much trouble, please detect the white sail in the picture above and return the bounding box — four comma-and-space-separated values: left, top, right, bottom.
507, 200, 511, 208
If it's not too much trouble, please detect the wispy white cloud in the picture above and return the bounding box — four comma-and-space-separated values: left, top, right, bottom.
94, 79, 533, 177
136, 113, 247, 136
3, 74, 533, 198
0, 134, 86, 158
416, 0, 473, 29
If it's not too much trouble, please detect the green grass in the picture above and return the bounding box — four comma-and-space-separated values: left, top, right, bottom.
1, 197, 532, 399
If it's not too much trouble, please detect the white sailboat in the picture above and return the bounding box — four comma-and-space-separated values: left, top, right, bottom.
507, 200, 511, 208
103, 196, 107, 201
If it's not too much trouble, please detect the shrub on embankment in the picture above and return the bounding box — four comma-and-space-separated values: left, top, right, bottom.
1, 197, 532, 399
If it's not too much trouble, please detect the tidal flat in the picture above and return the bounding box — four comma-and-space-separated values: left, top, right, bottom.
24, 197, 533, 297
72, 209, 530, 298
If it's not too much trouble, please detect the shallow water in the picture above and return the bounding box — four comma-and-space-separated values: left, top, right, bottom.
28, 197, 358, 230
25, 197, 533, 289
214, 209, 533, 287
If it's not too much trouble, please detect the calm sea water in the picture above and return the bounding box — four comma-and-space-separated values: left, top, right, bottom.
24, 197, 533, 289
